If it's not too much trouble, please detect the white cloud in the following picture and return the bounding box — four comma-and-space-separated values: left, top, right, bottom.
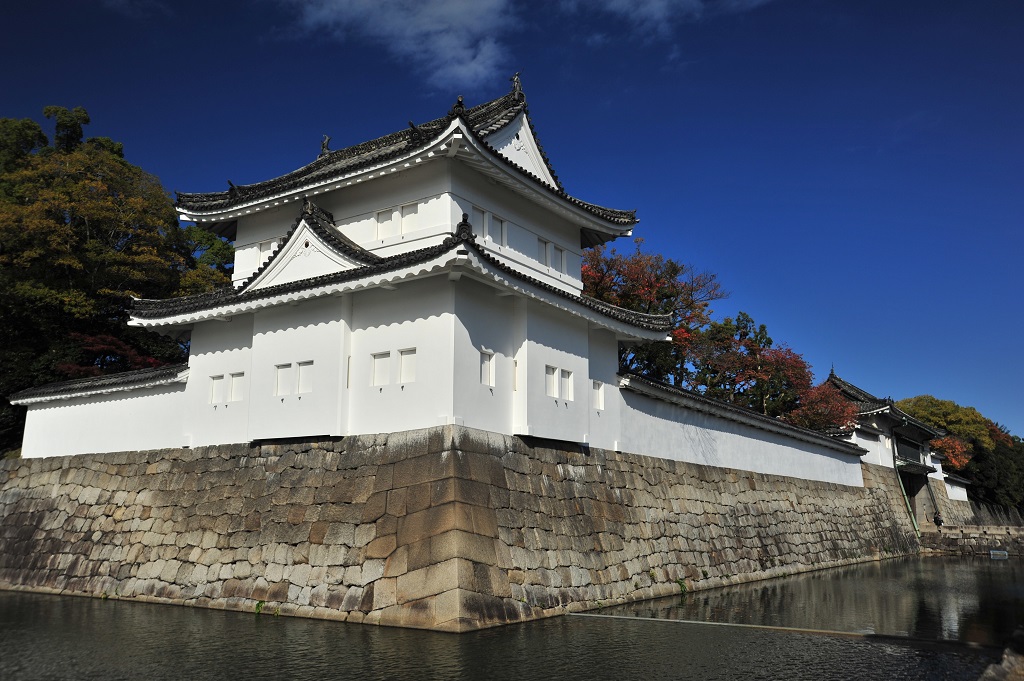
277, 0, 513, 89
274, 0, 776, 89
559, 0, 775, 36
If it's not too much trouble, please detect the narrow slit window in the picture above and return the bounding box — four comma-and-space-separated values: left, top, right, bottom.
472, 206, 486, 238
399, 348, 416, 383
229, 373, 245, 402
513, 360, 518, 391
492, 216, 506, 246
209, 375, 224, 404
345, 355, 352, 389
553, 246, 565, 273
297, 361, 314, 394
561, 369, 573, 401
376, 209, 396, 239
400, 203, 418, 234
481, 350, 494, 387
275, 364, 292, 396
372, 352, 390, 386
592, 380, 604, 410
545, 365, 558, 398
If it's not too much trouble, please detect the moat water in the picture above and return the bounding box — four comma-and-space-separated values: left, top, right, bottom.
2, 556, 1019, 680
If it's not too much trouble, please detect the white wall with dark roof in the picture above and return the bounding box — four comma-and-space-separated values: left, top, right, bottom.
20, 384, 187, 457
616, 388, 866, 487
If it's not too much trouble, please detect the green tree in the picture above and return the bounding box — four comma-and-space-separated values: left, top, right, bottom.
685, 312, 812, 417
898, 395, 1024, 511
0, 106, 231, 453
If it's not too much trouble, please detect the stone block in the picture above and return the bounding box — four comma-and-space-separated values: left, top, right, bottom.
309, 521, 329, 545
365, 535, 397, 559
397, 504, 456, 546
396, 558, 468, 603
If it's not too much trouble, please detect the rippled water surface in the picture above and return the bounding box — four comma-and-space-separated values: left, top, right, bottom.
2, 556, 1016, 681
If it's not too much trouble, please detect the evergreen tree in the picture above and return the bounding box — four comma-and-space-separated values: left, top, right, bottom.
0, 107, 232, 453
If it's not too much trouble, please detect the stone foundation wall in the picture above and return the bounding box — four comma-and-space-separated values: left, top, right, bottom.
0, 426, 920, 632
920, 527, 1024, 556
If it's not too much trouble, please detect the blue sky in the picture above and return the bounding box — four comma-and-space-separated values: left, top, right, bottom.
3, 1, 1022, 435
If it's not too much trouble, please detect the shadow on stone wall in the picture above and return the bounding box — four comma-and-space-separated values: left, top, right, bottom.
0, 427, 921, 632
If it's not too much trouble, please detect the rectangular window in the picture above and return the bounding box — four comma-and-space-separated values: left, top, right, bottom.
346, 355, 352, 389
592, 380, 604, 410
480, 350, 494, 387
545, 365, 558, 398
492, 216, 506, 246
274, 364, 292, 396
209, 375, 224, 404
376, 209, 396, 239
472, 206, 486, 238
513, 360, 518, 391
538, 238, 550, 266
399, 348, 416, 383
297, 361, 314, 394
561, 369, 573, 401
553, 246, 565, 273
229, 373, 245, 402
400, 203, 418, 234
372, 352, 390, 386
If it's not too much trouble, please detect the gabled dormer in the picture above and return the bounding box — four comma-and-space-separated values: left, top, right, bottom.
242, 200, 381, 291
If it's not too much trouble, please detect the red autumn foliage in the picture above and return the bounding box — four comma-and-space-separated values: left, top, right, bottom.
782, 382, 859, 432
55, 333, 166, 379
929, 435, 972, 471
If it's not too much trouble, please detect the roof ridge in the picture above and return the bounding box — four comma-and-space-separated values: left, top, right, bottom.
9, 363, 188, 402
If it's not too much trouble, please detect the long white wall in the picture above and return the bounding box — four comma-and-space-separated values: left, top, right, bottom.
20, 384, 186, 457
616, 389, 865, 487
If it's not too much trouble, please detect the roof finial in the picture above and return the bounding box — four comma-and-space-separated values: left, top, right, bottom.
227, 180, 238, 197
449, 95, 466, 117
319, 134, 331, 158
455, 212, 474, 241
510, 72, 523, 100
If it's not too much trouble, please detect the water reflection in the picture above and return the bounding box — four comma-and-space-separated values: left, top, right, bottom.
599, 556, 1023, 646
0, 590, 996, 681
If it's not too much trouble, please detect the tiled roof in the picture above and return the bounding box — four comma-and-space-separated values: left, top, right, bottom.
826, 370, 942, 437
132, 213, 672, 333
9, 363, 188, 402
175, 83, 637, 229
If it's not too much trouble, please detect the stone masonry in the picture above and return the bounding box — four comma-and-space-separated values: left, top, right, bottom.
0, 425, 920, 632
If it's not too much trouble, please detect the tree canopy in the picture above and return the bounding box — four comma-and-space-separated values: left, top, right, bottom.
582, 240, 851, 427
0, 107, 232, 453
897, 395, 1023, 510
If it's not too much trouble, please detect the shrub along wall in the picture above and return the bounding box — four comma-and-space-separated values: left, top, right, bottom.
0, 426, 919, 632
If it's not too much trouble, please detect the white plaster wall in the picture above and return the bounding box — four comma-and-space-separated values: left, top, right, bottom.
586, 327, 620, 450
484, 114, 558, 187
452, 279, 516, 434
617, 390, 865, 487
450, 162, 582, 294
851, 429, 893, 467
945, 481, 970, 502
20, 384, 186, 457
521, 301, 589, 443
347, 278, 455, 435
184, 315, 254, 446
248, 297, 346, 441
